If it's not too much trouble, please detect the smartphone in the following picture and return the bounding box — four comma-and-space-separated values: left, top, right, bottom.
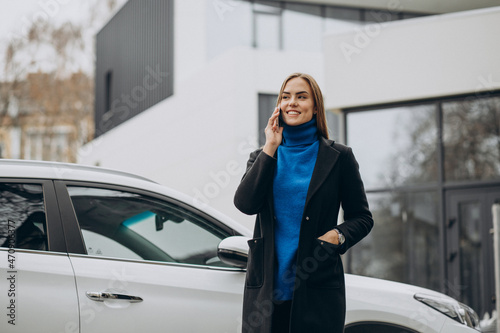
277, 108, 284, 127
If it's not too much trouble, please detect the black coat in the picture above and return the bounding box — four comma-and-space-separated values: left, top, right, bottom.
234, 138, 373, 333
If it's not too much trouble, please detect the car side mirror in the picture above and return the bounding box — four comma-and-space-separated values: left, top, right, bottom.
217, 236, 250, 269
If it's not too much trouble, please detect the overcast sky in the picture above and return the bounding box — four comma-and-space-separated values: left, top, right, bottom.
0, 1, 89, 43
0, 0, 127, 76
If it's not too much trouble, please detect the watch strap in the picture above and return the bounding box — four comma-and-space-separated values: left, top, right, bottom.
334, 228, 345, 245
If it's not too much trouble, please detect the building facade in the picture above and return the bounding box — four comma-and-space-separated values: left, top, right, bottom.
82, 0, 500, 319
324, 7, 500, 317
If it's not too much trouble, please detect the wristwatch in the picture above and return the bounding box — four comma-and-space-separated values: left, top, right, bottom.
335, 228, 345, 245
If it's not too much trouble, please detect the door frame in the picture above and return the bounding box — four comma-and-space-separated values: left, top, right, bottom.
444, 186, 500, 316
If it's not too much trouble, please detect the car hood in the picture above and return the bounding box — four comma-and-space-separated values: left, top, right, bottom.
345, 273, 449, 300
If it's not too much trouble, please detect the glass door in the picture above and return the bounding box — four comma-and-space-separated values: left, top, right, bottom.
445, 187, 500, 317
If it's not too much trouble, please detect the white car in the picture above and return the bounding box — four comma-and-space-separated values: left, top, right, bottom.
0, 160, 481, 332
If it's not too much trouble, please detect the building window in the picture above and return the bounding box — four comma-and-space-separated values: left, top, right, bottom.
443, 96, 500, 182
105, 70, 113, 112
208, 1, 425, 59
326, 110, 341, 142
344, 93, 500, 304
258, 93, 278, 146
253, 3, 282, 50
282, 3, 322, 52
326, 6, 362, 21
350, 191, 440, 290
52, 132, 70, 163
25, 128, 72, 162
67, 186, 231, 266
26, 132, 44, 161
250, 1, 424, 52
346, 322, 419, 333
347, 104, 438, 189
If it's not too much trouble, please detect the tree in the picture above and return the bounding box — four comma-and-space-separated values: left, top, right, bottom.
0, 0, 123, 161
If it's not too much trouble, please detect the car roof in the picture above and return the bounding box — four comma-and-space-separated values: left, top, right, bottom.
0, 159, 156, 183
0, 159, 252, 236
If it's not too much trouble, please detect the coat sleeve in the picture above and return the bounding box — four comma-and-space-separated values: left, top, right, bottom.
335, 147, 373, 254
234, 149, 276, 215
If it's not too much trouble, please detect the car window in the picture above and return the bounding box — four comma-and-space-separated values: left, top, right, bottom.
0, 183, 48, 251
67, 186, 231, 267
81, 229, 142, 259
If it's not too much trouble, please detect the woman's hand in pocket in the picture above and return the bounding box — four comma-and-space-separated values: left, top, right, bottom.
318, 229, 340, 245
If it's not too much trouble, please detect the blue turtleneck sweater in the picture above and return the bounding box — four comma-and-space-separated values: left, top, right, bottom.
273, 117, 319, 301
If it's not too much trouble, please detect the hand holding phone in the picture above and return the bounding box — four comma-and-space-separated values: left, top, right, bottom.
277, 108, 283, 127
263, 108, 283, 157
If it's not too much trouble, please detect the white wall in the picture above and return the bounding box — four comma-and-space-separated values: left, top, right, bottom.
173, 0, 208, 91
79, 46, 323, 229
323, 6, 500, 110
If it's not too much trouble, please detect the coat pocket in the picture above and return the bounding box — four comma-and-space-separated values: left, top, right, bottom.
246, 237, 264, 288
307, 238, 344, 289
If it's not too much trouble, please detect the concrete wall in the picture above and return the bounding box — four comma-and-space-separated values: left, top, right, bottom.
173, 0, 208, 92
80, 0, 324, 229
324, 6, 500, 110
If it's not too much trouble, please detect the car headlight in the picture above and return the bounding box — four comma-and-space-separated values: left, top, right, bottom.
414, 293, 481, 331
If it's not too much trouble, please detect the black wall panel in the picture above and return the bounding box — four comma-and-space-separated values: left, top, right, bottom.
95, 0, 174, 137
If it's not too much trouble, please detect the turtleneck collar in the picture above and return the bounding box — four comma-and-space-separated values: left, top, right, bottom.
282, 117, 319, 147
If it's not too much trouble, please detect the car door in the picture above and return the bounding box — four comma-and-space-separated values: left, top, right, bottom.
0, 180, 79, 333
55, 181, 245, 333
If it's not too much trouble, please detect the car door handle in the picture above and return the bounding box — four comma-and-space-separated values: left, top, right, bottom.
86, 291, 143, 303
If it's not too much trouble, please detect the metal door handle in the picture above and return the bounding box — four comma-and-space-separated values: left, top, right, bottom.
86, 291, 143, 303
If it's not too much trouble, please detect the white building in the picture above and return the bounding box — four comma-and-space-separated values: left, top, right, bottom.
80, 0, 500, 319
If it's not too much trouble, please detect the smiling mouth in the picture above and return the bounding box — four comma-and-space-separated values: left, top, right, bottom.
287, 111, 301, 115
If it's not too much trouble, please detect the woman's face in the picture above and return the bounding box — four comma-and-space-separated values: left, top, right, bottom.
279, 77, 315, 127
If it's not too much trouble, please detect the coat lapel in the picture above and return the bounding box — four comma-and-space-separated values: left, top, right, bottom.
304, 138, 340, 208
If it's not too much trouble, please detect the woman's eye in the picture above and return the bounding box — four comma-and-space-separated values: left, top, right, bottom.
282, 96, 289, 99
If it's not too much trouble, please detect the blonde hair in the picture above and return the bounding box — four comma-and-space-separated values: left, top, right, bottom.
276, 73, 329, 139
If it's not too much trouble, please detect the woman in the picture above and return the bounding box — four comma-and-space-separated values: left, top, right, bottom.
234, 73, 373, 333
